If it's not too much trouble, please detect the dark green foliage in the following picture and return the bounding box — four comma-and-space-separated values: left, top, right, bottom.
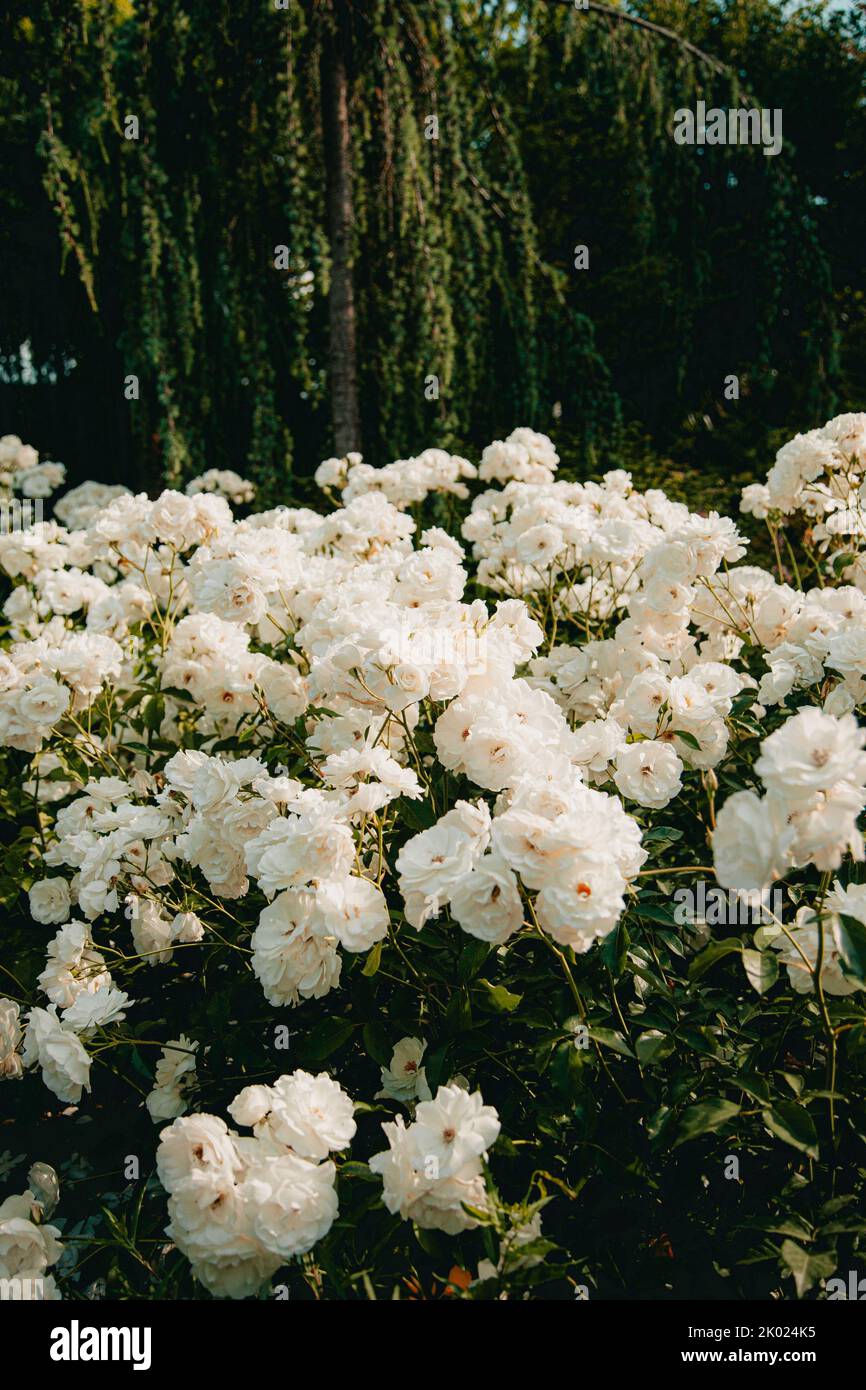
1, 0, 861, 497
502, 0, 846, 479
0, 0, 617, 499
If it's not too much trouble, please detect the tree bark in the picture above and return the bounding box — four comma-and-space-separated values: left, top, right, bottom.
320, 5, 361, 456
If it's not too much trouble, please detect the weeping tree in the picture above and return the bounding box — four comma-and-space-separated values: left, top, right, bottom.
317, 0, 621, 466
500, 0, 840, 468
3, 0, 606, 494
0, 0, 841, 495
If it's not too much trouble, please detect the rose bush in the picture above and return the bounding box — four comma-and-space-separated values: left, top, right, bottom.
2, 418, 866, 1299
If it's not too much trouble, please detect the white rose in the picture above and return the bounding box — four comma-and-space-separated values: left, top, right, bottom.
755, 708, 866, 803
614, 740, 683, 809
21, 1006, 92, 1103
449, 851, 523, 944
18, 679, 70, 730
313, 876, 388, 952
263, 1070, 356, 1159
410, 1084, 501, 1180
28, 878, 71, 925
535, 865, 625, 951
713, 789, 794, 891
377, 1037, 431, 1103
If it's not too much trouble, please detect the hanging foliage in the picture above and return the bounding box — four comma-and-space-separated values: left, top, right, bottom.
0, 0, 843, 497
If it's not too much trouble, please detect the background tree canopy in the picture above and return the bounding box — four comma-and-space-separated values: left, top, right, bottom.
0, 0, 863, 501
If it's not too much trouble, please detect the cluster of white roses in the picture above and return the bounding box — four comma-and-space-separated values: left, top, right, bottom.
713, 706, 866, 993
1, 993, 94, 1103
2, 412, 866, 1112
0, 1161, 64, 1299
396, 785, 644, 952
155, 1068, 505, 1296
0, 434, 65, 503
185, 468, 256, 506
157, 1067, 343, 1295
146, 1035, 199, 1121
156, 1070, 355, 1297
370, 1082, 501, 1234
741, 412, 866, 568
714, 707, 866, 888
315, 443, 476, 506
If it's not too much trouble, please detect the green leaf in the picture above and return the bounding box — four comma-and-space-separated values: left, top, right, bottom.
159, 685, 197, 704
635, 1029, 674, 1065
679, 1026, 722, 1059
763, 1101, 819, 1158
753, 924, 780, 949
642, 826, 684, 852
362, 1021, 391, 1068
654, 927, 686, 958
688, 937, 743, 981
646, 1104, 673, 1142
338, 1161, 379, 1183
731, 1070, 771, 1104
674, 729, 702, 751
129, 1046, 153, 1083
551, 1039, 590, 1100
461, 1203, 495, 1225
834, 914, 866, 989
424, 1042, 450, 1091
413, 1225, 449, 1258
457, 938, 490, 983
780, 1239, 836, 1298
303, 1017, 356, 1061
778, 1071, 805, 1097
831, 551, 855, 576
588, 1027, 634, 1059
673, 1099, 741, 1147
445, 988, 473, 1035
361, 940, 383, 977
600, 920, 629, 977
397, 797, 437, 833
477, 979, 522, 1012
742, 948, 778, 994
141, 694, 165, 732
634, 902, 678, 927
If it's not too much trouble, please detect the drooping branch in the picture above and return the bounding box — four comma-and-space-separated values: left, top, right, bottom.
541, 1, 733, 78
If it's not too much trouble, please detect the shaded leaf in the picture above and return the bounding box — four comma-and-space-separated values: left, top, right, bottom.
763, 1101, 819, 1159
673, 1099, 740, 1147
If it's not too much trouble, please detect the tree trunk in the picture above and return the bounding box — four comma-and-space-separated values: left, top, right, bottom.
320, 5, 361, 456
